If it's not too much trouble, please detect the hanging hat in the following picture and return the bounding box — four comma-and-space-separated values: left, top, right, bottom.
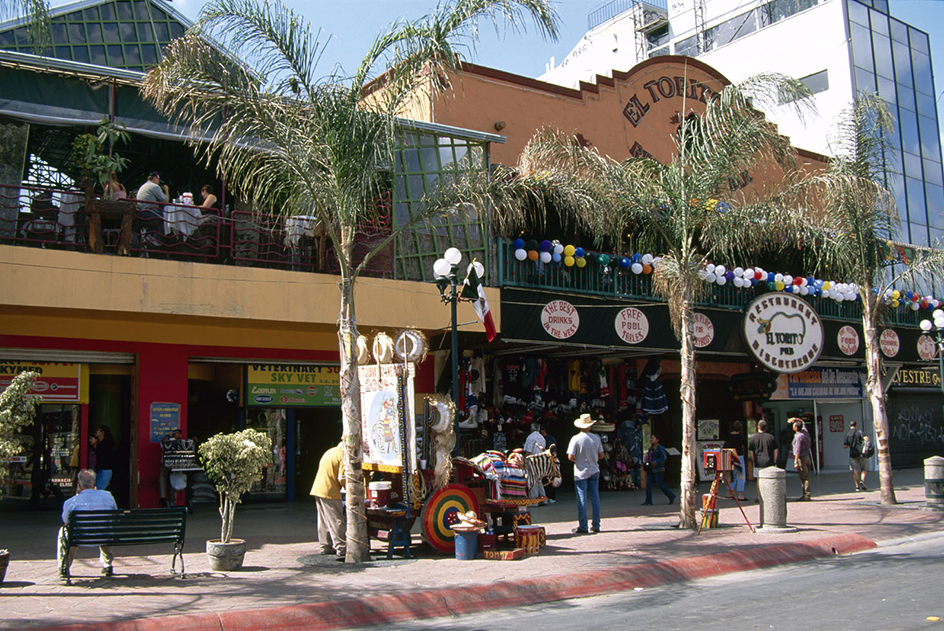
574, 413, 597, 429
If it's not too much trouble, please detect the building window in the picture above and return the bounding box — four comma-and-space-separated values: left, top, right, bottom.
704, 10, 757, 51
674, 33, 699, 56
646, 24, 669, 51
779, 70, 829, 104
759, 0, 817, 27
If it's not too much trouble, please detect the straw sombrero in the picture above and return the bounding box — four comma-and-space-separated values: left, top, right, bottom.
574, 413, 597, 429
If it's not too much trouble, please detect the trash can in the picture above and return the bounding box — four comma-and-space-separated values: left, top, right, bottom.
454, 530, 478, 560
925, 456, 944, 511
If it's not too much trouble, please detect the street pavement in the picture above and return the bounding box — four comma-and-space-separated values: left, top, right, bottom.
0, 468, 941, 631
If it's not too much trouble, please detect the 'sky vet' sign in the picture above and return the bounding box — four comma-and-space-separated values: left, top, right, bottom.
743, 294, 824, 374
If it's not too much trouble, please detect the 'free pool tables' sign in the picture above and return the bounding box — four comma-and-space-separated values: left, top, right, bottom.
246, 364, 341, 407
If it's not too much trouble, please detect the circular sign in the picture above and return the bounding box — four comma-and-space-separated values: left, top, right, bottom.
837, 325, 860, 356
615, 307, 650, 344
879, 329, 900, 357
693, 313, 715, 348
918, 334, 938, 361
743, 294, 824, 374
541, 300, 579, 339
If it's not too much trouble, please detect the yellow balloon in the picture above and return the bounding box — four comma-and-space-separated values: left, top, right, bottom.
891, 289, 900, 299
892, 299, 900, 307
775, 281, 785, 290
564, 255, 575, 267
576, 257, 587, 268
823, 281, 832, 290
563, 244, 575, 256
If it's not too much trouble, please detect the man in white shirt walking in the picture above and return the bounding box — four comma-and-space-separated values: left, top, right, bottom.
567, 414, 604, 534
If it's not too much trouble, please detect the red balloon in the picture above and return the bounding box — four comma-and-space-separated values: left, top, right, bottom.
755, 270, 764, 280
793, 277, 803, 285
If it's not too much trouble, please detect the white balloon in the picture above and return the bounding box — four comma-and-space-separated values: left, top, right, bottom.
822, 290, 830, 299
514, 248, 527, 261
706, 272, 716, 283
641, 253, 653, 265
652, 256, 662, 267
631, 262, 644, 274
715, 265, 727, 276
844, 291, 855, 301
743, 268, 754, 279
910, 301, 920, 310
540, 251, 552, 263
706, 264, 716, 274
775, 273, 784, 283
733, 267, 744, 278
733, 277, 744, 288
716, 275, 727, 285
553, 243, 564, 255
783, 275, 793, 286
799, 286, 809, 296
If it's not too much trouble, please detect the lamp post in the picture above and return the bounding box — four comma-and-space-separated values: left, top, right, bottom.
920, 308, 944, 416
434, 247, 464, 449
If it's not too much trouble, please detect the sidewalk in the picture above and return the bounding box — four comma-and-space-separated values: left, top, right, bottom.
1, 468, 941, 631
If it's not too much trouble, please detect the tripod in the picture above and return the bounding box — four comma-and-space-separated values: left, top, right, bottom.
697, 469, 754, 534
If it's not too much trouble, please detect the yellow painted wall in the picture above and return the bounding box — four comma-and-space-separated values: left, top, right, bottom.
0, 245, 499, 348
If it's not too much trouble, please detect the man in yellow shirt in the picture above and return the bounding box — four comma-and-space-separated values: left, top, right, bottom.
310, 442, 345, 558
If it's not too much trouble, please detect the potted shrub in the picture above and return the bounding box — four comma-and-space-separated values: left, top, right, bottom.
198, 428, 272, 571
70, 118, 130, 194
0, 371, 39, 583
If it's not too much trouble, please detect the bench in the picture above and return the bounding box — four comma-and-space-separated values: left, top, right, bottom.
60, 507, 187, 583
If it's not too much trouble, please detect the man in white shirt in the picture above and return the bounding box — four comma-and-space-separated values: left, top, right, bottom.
567, 414, 604, 535
58, 469, 117, 580
523, 422, 547, 500
136, 171, 169, 238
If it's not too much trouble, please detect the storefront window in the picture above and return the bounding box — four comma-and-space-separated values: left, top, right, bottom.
5, 404, 80, 500
245, 408, 287, 499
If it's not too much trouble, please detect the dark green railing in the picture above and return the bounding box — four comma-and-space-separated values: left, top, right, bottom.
496, 238, 925, 328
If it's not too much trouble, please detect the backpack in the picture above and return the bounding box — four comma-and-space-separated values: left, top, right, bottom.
862, 436, 875, 458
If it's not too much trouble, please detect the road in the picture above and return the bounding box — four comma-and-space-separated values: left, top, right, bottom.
358, 533, 944, 631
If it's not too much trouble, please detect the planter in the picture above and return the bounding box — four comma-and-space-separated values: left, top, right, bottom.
0, 549, 9, 584
206, 539, 246, 571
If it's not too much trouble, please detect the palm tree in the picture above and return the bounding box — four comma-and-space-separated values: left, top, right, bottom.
800, 94, 944, 505
500, 72, 815, 528
141, 0, 558, 562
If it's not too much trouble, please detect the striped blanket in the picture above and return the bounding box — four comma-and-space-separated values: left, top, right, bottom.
470, 450, 528, 499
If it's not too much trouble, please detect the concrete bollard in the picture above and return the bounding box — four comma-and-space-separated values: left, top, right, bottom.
756, 466, 796, 533
924, 456, 944, 511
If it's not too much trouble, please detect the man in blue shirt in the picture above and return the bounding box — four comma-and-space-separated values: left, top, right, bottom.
58, 469, 117, 580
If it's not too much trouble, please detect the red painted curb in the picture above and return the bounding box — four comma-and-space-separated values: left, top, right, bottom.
23, 534, 876, 631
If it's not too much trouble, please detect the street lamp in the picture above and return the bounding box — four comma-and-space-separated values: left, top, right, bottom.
919, 309, 944, 414
434, 247, 464, 447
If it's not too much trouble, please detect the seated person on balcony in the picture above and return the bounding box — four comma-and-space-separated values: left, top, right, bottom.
104, 172, 127, 200
136, 171, 169, 236
199, 185, 220, 210
58, 468, 117, 579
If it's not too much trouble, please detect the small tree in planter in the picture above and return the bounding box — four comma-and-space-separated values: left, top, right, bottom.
0, 371, 39, 583
198, 428, 271, 571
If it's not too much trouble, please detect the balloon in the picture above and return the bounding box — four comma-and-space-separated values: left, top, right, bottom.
514, 248, 527, 261
643, 264, 653, 274
775, 281, 785, 290
891, 289, 900, 299
793, 276, 804, 286
706, 263, 716, 274
784, 285, 793, 293
800, 286, 809, 296
767, 281, 776, 290
513, 238, 525, 250
724, 271, 735, 281
553, 243, 564, 255
891, 299, 900, 307
750, 278, 758, 286
733, 277, 744, 288
717, 276, 727, 286
598, 254, 611, 266
767, 272, 775, 282
715, 265, 727, 276
756, 270, 765, 281
905, 291, 914, 300
706, 273, 716, 283
576, 257, 586, 268
633, 253, 643, 264
822, 289, 830, 299
552, 252, 562, 263
540, 240, 552, 252
574, 247, 585, 258
540, 251, 552, 263
774, 273, 784, 283
631, 262, 643, 274
620, 257, 631, 269
823, 281, 833, 290
564, 245, 575, 256
743, 268, 753, 279
564, 255, 575, 267
734, 267, 744, 277
527, 250, 539, 261
525, 239, 539, 251
641, 253, 653, 265
910, 301, 920, 310
783, 275, 793, 286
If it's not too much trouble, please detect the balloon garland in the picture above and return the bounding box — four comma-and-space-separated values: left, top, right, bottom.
509, 237, 943, 311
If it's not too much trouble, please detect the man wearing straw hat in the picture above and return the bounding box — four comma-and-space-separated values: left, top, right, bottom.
567, 413, 604, 535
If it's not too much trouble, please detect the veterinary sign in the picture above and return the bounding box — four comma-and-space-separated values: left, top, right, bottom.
743, 294, 824, 374
246, 364, 341, 406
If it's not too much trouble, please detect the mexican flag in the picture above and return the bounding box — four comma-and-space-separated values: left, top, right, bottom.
461, 264, 497, 342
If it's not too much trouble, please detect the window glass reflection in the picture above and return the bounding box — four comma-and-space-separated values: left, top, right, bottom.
912, 50, 932, 95
906, 175, 927, 223
925, 184, 944, 228
871, 32, 893, 79
909, 27, 929, 55
87, 23, 102, 44
899, 108, 920, 155
847, 0, 869, 26
925, 158, 944, 187
868, 8, 888, 35
850, 23, 873, 70
919, 116, 941, 159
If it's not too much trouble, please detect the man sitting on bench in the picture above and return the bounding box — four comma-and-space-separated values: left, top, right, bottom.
58, 469, 117, 578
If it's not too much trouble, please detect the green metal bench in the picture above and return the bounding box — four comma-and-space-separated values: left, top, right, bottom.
60, 507, 187, 583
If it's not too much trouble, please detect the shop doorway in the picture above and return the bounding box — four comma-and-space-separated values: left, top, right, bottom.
816, 401, 865, 470
293, 408, 344, 502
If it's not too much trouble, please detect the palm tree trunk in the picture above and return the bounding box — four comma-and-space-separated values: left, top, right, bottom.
861, 296, 897, 504
338, 272, 370, 562
678, 291, 698, 529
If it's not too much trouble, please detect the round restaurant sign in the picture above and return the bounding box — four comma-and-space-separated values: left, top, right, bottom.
917, 334, 937, 361
614, 307, 649, 344
743, 294, 824, 374
693, 313, 715, 348
879, 329, 900, 357
541, 300, 579, 339
837, 325, 860, 356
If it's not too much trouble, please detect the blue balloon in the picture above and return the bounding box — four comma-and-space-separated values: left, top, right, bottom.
552, 252, 562, 263
513, 238, 525, 250
784, 285, 794, 293
631, 253, 642, 263
724, 271, 735, 281
814, 288, 823, 297
620, 257, 631, 269
574, 247, 585, 258
767, 272, 775, 282
807, 276, 815, 287
750, 278, 758, 287
814, 279, 824, 289
905, 291, 914, 300
540, 239, 552, 252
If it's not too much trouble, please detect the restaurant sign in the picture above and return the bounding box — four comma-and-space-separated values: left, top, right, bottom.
771, 367, 865, 400
246, 364, 341, 407
0, 361, 89, 403
743, 294, 824, 373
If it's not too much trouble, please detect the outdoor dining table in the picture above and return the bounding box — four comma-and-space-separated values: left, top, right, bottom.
164, 201, 204, 238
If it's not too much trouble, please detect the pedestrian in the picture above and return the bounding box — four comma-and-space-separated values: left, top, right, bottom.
642, 432, 676, 505
791, 417, 813, 501
567, 413, 603, 534
723, 420, 747, 501
58, 469, 117, 580
93, 425, 115, 491
843, 420, 868, 491
540, 422, 558, 504
310, 442, 346, 558
748, 419, 779, 503
523, 422, 547, 500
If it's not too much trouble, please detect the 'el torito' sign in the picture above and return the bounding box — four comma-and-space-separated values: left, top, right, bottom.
622, 75, 717, 127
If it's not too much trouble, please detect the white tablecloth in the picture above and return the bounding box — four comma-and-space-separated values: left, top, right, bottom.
164, 203, 203, 237
284, 215, 323, 250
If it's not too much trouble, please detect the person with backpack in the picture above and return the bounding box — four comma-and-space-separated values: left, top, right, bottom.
843, 420, 871, 492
